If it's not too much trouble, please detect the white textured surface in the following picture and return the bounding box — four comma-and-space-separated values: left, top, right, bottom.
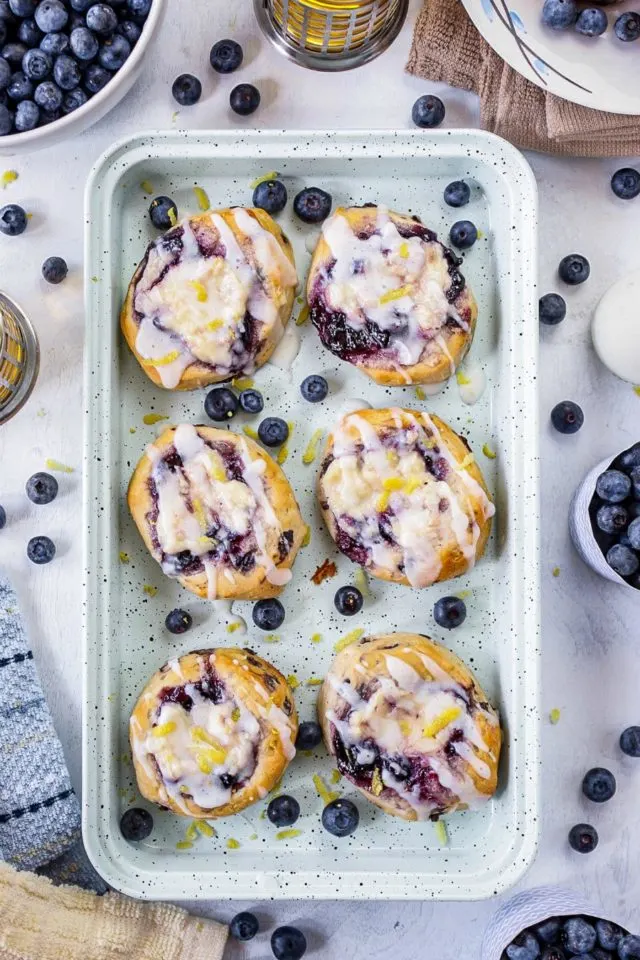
0, 0, 638, 954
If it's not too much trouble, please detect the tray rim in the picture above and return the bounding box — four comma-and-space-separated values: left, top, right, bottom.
82, 127, 541, 901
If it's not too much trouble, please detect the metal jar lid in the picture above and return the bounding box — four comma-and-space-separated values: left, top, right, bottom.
0, 291, 40, 426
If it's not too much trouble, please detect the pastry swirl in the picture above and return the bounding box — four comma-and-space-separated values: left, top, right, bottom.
319, 633, 501, 821
307, 205, 477, 385
121, 207, 298, 390
317, 407, 494, 587
128, 424, 306, 600
130, 648, 298, 818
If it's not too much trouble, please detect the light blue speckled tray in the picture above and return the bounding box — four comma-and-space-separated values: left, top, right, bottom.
82, 129, 540, 900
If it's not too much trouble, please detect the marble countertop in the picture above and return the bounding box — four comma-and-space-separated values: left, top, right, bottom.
1, 0, 639, 955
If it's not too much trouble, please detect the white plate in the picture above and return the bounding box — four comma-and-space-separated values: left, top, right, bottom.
462, 0, 640, 115
82, 129, 540, 901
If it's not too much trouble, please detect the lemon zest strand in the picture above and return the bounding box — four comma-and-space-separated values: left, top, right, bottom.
334, 627, 364, 653
302, 428, 323, 465
193, 185, 210, 211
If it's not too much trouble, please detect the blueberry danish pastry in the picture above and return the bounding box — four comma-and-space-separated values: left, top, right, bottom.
317, 408, 494, 587
319, 633, 501, 820
128, 424, 306, 600
121, 207, 298, 390
130, 648, 298, 818
307, 205, 477, 385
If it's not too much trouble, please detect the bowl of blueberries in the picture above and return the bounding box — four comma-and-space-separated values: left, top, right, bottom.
569, 441, 640, 590
0, 0, 165, 153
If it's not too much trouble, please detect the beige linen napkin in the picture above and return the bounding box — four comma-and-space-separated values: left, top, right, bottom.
0, 862, 227, 960
407, 0, 640, 156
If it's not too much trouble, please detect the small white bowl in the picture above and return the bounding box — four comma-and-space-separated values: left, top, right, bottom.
0, 0, 166, 156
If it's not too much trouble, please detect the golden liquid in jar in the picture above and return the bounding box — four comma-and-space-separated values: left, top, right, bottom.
272, 0, 398, 52
0, 306, 26, 410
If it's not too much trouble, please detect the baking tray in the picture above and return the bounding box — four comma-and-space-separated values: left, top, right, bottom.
82, 129, 540, 901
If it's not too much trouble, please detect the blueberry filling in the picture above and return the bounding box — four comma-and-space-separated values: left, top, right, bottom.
278, 529, 294, 560
157, 667, 227, 711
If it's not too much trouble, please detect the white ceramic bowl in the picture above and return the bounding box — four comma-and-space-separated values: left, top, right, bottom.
0, 0, 166, 156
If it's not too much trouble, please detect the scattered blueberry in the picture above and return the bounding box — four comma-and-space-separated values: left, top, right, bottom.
293, 186, 332, 224
172, 72, 201, 106
209, 38, 243, 73
62, 86, 86, 112
149, 195, 177, 230
596, 921, 624, 952
42, 255, 68, 283
611, 167, 640, 200
334, 585, 363, 616
575, 7, 607, 36
535, 919, 561, 946
542, 0, 578, 28
620, 725, 640, 757
253, 178, 287, 214
0, 57, 10, 88
582, 767, 616, 803
0, 101, 11, 132
119, 806, 153, 841
0, 202, 26, 234
252, 597, 285, 631
34, 77, 62, 111
539, 292, 566, 325
412, 93, 445, 128
22, 46, 50, 80
558, 253, 590, 284
7, 69, 32, 100
295, 720, 322, 751
17, 18, 42, 47
615, 11, 640, 40
165, 608, 192, 634
444, 180, 470, 207
322, 798, 359, 837
618, 936, 640, 960
229, 81, 260, 116
27, 534, 56, 563
127, 0, 152, 22
258, 416, 289, 447
562, 918, 597, 955
267, 794, 300, 827
606, 543, 639, 577
39, 30, 67, 55
449, 220, 478, 249
83, 62, 109, 93
550, 400, 584, 434
85, 3, 117, 35
26, 471, 58, 503
595, 504, 628, 535
568, 822, 598, 853
229, 912, 259, 942
238, 388, 264, 414
9, 0, 37, 16
433, 595, 467, 629
204, 386, 238, 421
53, 53, 80, 89
0, 505, 6, 529
506, 932, 541, 960
34, 0, 68, 34
596, 469, 632, 502
271, 926, 307, 960
300, 374, 328, 403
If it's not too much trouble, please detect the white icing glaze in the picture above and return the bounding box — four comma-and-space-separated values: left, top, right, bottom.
337, 397, 373, 418
213, 599, 247, 636
267, 322, 301, 371
457, 361, 487, 406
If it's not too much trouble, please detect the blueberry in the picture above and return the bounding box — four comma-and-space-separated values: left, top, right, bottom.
253, 178, 287, 214
596, 469, 632, 502
70, 26, 99, 61
595, 504, 628, 535
116, 19, 140, 45
535, 920, 562, 946
293, 186, 332, 224
412, 93, 445, 127
70, 0, 92, 9
229, 81, 260, 116
126, 0, 151, 22
631, 465, 640, 499
39, 31, 67, 55
83, 62, 109, 93
0, 102, 9, 135
540, 950, 566, 960
62, 87, 86, 112
204, 386, 238, 421
258, 416, 288, 447
582, 767, 616, 802
34, 78, 62, 111
35, 0, 68, 33
210, 38, 243, 73
7, 71, 33, 101
0, 57, 10, 89
620, 725, 640, 756
22, 48, 51, 81
433, 595, 467, 629
444, 180, 470, 207
596, 921, 624, 952
300, 374, 328, 403
68, 11, 84, 30
592, 950, 613, 960
334, 585, 363, 616
615, 11, 640, 40
539, 292, 566, 325
165, 608, 192, 634
322, 798, 359, 837
568, 823, 598, 853
559, 253, 590, 284
506, 933, 541, 960
271, 926, 307, 960
238, 388, 264, 414
0, 505, 6, 529
619, 937, 640, 960
617, 442, 640, 473
18, 19, 43, 47
99, 33, 131, 70
550, 400, 584, 434
229, 912, 259, 942
610, 167, 640, 200
561, 918, 597, 955
9, 0, 37, 13
120, 807, 153, 841
86, 3, 117, 34
542, 0, 578, 27
627, 517, 640, 550
149, 195, 177, 229
0, 203, 26, 234
295, 720, 322, 751
575, 7, 607, 35
171, 72, 201, 106
449, 220, 478, 249
252, 597, 285, 631
42, 255, 68, 284
53, 54, 81, 90
27, 535, 56, 564
2, 42, 27, 65
606, 543, 639, 577
26, 471, 58, 504
267, 794, 300, 827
